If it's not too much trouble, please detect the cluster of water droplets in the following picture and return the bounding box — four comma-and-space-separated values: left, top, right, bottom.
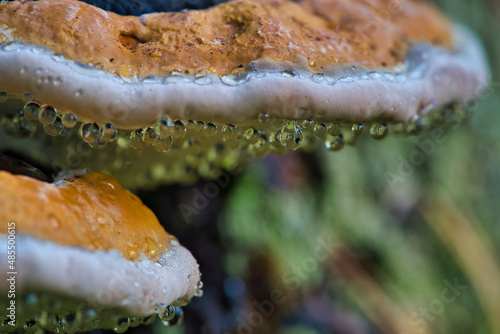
0, 92, 473, 187
0, 287, 205, 334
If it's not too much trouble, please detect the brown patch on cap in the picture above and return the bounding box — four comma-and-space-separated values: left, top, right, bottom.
0, 0, 453, 77
0, 171, 173, 260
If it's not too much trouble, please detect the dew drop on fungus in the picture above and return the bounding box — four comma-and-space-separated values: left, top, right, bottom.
325, 134, 345, 151
22, 92, 33, 102
23, 102, 40, 121
128, 317, 143, 328
62, 113, 78, 128
194, 281, 204, 298
172, 120, 187, 139
38, 105, 57, 125
156, 119, 186, 139
301, 118, 314, 130
351, 123, 365, 136
89, 136, 107, 149
127, 247, 139, 260
222, 124, 240, 141
244, 128, 260, 143
145, 236, 160, 259
258, 112, 270, 123
327, 123, 342, 136
113, 318, 130, 333
102, 123, 118, 142
80, 123, 100, 143
142, 126, 157, 144
159, 305, 176, 324
164, 307, 184, 327
130, 129, 148, 150
152, 136, 173, 152
0, 92, 7, 103
313, 123, 328, 137
278, 122, 303, 150
204, 122, 217, 137
191, 120, 205, 132
43, 116, 64, 136
370, 123, 388, 140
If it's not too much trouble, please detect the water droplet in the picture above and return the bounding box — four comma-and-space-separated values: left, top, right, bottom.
23, 320, 38, 333
327, 123, 342, 136
22, 92, 33, 102
53, 77, 63, 87
130, 129, 148, 150
0, 92, 6, 103
325, 134, 345, 151
250, 134, 269, 156
38, 105, 57, 125
258, 112, 270, 123
62, 113, 78, 128
145, 236, 160, 259
80, 123, 100, 143
142, 126, 157, 144
44, 116, 64, 136
152, 136, 173, 152
159, 305, 176, 324
195, 280, 204, 298
351, 123, 365, 136
369, 123, 388, 140
278, 122, 303, 150
313, 123, 328, 137
204, 122, 217, 137
156, 119, 186, 139
60, 314, 78, 334
37, 311, 58, 331
89, 136, 107, 149
101, 123, 118, 142
194, 76, 212, 85
222, 124, 240, 141
128, 247, 139, 259
164, 307, 184, 327
113, 318, 130, 333
282, 69, 298, 77
301, 119, 314, 130
23, 102, 40, 121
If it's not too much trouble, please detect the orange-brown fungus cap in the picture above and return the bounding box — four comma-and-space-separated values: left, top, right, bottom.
0, 0, 453, 77
0, 171, 173, 260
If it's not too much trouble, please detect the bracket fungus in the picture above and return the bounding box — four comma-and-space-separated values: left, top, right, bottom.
0, 0, 490, 333
0, 0, 489, 188
0, 168, 201, 332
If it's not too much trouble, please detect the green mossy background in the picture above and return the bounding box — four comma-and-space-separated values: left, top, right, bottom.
160, 1, 500, 333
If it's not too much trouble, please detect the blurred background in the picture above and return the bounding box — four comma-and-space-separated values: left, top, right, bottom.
137, 0, 500, 333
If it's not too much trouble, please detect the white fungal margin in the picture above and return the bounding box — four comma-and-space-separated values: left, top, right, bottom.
0, 234, 200, 316
0, 25, 489, 129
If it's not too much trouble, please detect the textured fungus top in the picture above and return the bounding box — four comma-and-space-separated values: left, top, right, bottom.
0, 0, 453, 77
0, 171, 174, 260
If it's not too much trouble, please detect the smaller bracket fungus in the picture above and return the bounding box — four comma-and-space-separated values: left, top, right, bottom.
0, 0, 489, 187
0, 170, 202, 333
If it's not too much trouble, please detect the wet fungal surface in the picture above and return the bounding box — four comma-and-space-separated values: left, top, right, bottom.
0, 170, 202, 333
0, 0, 490, 332
0, 0, 489, 188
